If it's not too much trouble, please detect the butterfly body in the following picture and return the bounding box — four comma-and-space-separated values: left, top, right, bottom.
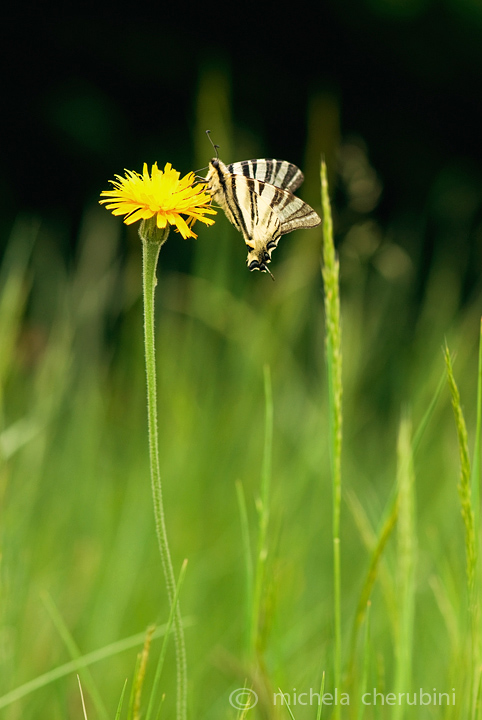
204, 157, 321, 275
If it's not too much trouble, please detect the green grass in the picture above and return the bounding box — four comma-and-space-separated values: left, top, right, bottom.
1, 92, 482, 719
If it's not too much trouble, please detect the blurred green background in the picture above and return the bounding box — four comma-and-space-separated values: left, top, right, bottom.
1, 1, 482, 718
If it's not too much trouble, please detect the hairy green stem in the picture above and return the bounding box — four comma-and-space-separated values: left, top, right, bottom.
141, 230, 187, 720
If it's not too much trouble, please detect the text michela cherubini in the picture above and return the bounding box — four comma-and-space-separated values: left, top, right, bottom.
273, 688, 456, 706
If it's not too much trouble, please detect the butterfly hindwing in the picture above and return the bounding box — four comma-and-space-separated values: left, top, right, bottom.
248, 178, 321, 235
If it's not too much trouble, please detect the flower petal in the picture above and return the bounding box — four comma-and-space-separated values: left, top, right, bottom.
100, 162, 216, 239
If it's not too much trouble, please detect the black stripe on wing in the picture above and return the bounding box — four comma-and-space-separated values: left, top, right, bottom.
227, 159, 304, 192
279, 205, 321, 235
228, 175, 253, 242
276, 193, 321, 234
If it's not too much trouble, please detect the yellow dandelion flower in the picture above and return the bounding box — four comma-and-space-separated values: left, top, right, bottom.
99, 162, 216, 239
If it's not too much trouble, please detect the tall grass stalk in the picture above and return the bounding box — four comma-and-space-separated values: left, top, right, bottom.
472, 321, 482, 717
250, 365, 273, 660
444, 343, 479, 718
321, 160, 343, 711
393, 416, 416, 720
141, 231, 187, 720
471, 318, 482, 535
236, 480, 254, 658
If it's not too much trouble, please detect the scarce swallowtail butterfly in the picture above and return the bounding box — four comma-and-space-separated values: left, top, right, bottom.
203, 137, 321, 278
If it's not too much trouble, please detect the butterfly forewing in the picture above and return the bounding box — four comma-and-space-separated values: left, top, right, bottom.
227, 159, 304, 193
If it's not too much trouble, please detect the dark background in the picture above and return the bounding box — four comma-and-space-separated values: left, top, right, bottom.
2, 0, 482, 302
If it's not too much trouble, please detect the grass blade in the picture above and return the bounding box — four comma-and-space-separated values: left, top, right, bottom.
278, 688, 297, 720
78, 675, 89, 720
145, 559, 188, 720
315, 671, 326, 720
347, 491, 398, 677
412, 367, 446, 455
115, 680, 128, 720
356, 602, 371, 720
0, 622, 187, 711
42, 592, 109, 720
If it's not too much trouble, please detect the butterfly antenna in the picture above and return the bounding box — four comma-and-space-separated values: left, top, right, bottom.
206, 129, 220, 159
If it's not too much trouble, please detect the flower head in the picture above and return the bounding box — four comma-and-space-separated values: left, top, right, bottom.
100, 162, 216, 239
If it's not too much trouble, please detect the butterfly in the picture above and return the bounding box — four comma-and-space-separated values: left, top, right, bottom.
203, 149, 321, 278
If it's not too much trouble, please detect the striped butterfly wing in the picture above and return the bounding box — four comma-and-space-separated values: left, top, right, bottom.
246, 178, 321, 237
226, 159, 304, 193
229, 178, 282, 273
229, 176, 281, 240
225, 175, 320, 272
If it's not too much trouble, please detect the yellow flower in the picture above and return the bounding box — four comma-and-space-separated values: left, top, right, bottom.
99, 162, 216, 239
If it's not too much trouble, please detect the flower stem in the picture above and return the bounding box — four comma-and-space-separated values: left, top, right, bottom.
141, 231, 187, 720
